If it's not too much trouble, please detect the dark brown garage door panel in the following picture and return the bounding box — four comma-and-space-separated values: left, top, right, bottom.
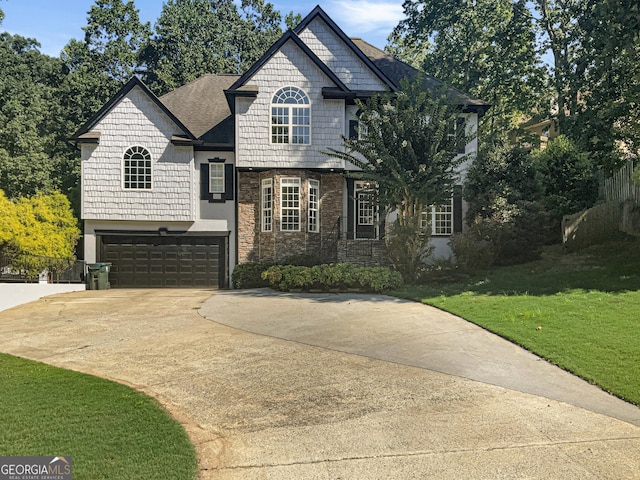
101, 235, 224, 288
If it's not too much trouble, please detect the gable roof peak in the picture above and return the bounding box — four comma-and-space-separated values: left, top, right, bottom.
70, 76, 197, 143
227, 29, 348, 93
293, 6, 397, 90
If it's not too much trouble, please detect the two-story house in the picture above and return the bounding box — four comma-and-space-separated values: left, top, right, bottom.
70, 6, 489, 288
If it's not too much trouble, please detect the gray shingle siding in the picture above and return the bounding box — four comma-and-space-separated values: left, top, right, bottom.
82, 86, 193, 221
297, 17, 388, 91
236, 40, 347, 170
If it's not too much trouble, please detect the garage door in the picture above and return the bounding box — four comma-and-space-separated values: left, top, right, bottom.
100, 235, 225, 288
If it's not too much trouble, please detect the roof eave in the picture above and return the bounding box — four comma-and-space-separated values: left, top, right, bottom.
228, 30, 349, 93
68, 131, 101, 149
170, 135, 204, 146
71, 77, 198, 141
224, 86, 259, 113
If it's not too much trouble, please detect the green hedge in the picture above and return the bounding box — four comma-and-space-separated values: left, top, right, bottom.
231, 263, 272, 289
261, 263, 403, 293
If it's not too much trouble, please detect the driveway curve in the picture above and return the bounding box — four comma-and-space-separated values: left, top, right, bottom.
202, 289, 640, 426
0, 289, 638, 480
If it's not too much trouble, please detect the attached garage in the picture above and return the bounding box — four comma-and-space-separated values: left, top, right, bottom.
99, 235, 226, 288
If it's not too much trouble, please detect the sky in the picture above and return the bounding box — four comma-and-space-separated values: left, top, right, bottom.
0, 0, 406, 58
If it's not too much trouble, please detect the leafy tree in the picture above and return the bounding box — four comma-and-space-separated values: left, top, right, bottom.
141, 0, 233, 94
326, 76, 468, 280
235, 0, 282, 72
284, 11, 303, 30
82, 0, 150, 82
389, 0, 547, 135
0, 189, 21, 255
463, 136, 549, 264
531, 0, 588, 134
59, 0, 151, 126
532, 135, 598, 221
0, 33, 68, 198
142, 0, 282, 94
573, 0, 640, 171
0, 189, 80, 275
465, 136, 542, 222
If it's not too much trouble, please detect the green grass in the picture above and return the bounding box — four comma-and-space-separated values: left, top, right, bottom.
391, 238, 640, 406
0, 354, 197, 479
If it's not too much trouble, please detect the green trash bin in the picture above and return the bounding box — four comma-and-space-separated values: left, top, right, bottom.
87, 263, 111, 290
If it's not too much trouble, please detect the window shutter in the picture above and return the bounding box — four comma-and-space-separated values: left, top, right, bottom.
453, 185, 463, 233
346, 179, 355, 239
457, 118, 466, 154
223, 163, 234, 201
201, 159, 232, 203
200, 163, 212, 201
348, 120, 359, 140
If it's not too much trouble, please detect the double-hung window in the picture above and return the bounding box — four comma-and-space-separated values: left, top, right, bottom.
447, 117, 467, 154
308, 179, 319, 233
271, 87, 311, 144
280, 177, 300, 231
421, 199, 454, 236
261, 179, 273, 232
123, 146, 151, 189
200, 159, 233, 202
209, 163, 225, 194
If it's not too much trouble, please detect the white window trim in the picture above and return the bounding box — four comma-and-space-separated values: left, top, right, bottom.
448, 115, 468, 155
308, 179, 319, 233
358, 121, 368, 140
122, 145, 152, 190
355, 181, 375, 226
353, 180, 379, 239
270, 86, 312, 145
261, 178, 273, 232
209, 163, 225, 194
421, 198, 454, 236
280, 177, 301, 232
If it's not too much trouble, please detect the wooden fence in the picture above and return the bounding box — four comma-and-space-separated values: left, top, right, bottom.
562, 201, 622, 252
563, 161, 640, 251
599, 160, 640, 206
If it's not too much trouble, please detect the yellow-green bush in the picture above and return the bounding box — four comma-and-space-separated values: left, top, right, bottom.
0, 189, 80, 275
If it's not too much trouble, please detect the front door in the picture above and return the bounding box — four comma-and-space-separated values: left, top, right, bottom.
354, 181, 378, 239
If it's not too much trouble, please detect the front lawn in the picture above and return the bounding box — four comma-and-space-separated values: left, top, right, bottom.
0, 354, 197, 479
391, 238, 640, 406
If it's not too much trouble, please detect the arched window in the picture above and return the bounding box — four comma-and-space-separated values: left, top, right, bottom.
271, 87, 310, 144
123, 146, 151, 189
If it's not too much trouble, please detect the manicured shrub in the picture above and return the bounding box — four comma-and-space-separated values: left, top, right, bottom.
261, 263, 403, 293
232, 263, 272, 289
281, 253, 324, 266
451, 202, 551, 270
261, 264, 314, 291
449, 232, 495, 272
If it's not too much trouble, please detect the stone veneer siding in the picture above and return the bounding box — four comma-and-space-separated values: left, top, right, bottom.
337, 239, 390, 267
238, 170, 343, 264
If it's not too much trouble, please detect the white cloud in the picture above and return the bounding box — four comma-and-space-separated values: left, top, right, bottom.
327, 0, 405, 36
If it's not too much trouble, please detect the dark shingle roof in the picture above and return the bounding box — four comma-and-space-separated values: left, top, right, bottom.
351, 38, 490, 113
153, 37, 490, 148
70, 77, 197, 144
160, 74, 240, 146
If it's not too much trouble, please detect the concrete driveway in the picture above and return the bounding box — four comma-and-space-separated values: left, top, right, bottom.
0, 289, 639, 479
